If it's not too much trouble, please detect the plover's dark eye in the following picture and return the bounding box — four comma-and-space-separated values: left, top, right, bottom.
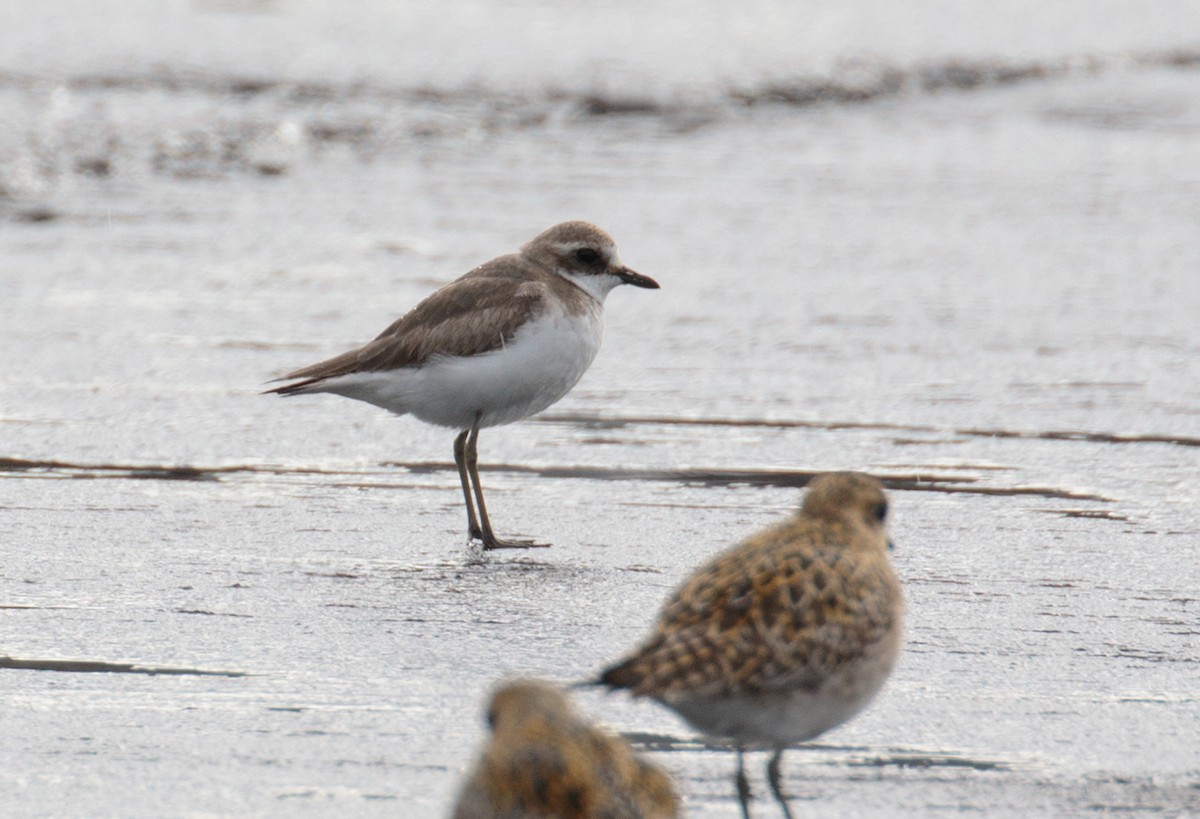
871, 502, 888, 523
574, 248, 601, 265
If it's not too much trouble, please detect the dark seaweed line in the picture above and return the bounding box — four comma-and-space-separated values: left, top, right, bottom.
398, 460, 1110, 502
0, 456, 1110, 501
733, 47, 1200, 109
621, 733, 1010, 771
0, 656, 246, 677
0, 45, 1196, 117
539, 413, 1200, 448
0, 456, 362, 481
958, 428, 1200, 447
461, 463, 1111, 502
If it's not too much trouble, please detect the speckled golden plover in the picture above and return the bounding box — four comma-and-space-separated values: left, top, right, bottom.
599, 472, 903, 818
267, 222, 658, 550
452, 678, 680, 819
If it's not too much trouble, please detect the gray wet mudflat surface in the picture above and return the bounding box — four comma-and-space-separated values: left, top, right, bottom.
3, 2, 1200, 817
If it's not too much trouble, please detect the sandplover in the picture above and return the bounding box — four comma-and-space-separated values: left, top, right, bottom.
267, 221, 658, 550
452, 678, 680, 819
598, 472, 903, 818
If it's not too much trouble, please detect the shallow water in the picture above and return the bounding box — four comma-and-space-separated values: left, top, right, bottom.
3, 2, 1200, 817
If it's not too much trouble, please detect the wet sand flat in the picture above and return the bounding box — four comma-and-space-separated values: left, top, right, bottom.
3, 2, 1200, 817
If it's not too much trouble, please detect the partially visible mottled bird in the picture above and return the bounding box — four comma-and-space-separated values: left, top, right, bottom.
452, 678, 680, 819
599, 472, 904, 818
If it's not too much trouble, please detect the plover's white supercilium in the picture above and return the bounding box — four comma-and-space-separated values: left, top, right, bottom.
267, 221, 658, 550
599, 472, 903, 818
452, 679, 680, 819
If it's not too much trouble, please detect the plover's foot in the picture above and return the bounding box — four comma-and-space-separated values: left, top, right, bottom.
479, 534, 551, 550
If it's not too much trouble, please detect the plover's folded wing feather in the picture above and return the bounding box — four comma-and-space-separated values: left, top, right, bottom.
267, 272, 547, 393
599, 535, 779, 698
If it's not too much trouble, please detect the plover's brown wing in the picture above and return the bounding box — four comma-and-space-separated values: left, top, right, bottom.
601, 528, 900, 699
267, 265, 549, 394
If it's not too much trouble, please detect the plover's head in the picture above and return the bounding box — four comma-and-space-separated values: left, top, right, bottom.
800, 472, 892, 551
522, 221, 659, 301
484, 679, 573, 736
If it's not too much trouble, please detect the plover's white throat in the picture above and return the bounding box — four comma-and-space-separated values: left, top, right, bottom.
267, 221, 659, 550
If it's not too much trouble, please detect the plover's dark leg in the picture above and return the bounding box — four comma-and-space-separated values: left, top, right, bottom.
464, 412, 548, 550
453, 429, 483, 540
766, 749, 794, 819
736, 747, 753, 819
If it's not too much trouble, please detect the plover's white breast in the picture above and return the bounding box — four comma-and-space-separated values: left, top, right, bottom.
314, 300, 604, 430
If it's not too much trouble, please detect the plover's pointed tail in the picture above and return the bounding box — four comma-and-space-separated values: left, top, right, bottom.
595, 658, 641, 691
261, 377, 324, 396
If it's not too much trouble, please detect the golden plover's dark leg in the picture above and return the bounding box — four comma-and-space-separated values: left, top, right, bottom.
465, 411, 548, 550
453, 429, 483, 540
736, 747, 753, 819
767, 748, 795, 819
